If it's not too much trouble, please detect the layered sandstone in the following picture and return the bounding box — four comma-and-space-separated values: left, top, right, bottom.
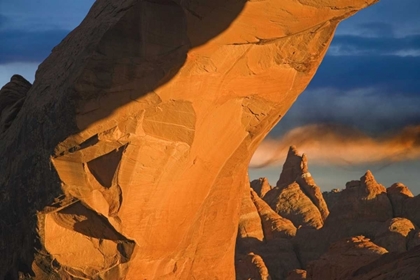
0, 0, 378, 278
277, 146, 329, 221
260, 147, 329, 230
237, 188, 301, 279
250, 190, 297, 240
264, 182, 324, 229
237, 146, 420, 279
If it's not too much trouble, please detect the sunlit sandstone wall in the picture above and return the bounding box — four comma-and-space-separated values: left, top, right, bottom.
0, 0, 377, 278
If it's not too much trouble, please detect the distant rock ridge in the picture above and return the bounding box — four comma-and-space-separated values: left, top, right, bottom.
251, 177, 273, 198
237, 146, 420, 280
0, 75, 31, 133
277, 146, 329, 221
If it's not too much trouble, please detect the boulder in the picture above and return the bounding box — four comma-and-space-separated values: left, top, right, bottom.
306, 236, 388, 280
373, 218, 416, 253
236, 253, 271, 280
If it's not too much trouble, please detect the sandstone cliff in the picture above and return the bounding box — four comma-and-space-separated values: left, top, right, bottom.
0, 0, 378, 278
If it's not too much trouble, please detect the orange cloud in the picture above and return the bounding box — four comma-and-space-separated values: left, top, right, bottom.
250, 124, 420, 168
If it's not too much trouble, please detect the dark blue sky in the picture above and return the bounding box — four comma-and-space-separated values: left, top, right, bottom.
257, 1, 420, 191
1, 0, 420, 192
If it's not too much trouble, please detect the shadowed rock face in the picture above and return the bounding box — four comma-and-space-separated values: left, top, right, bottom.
236, 147, 420, 279
0, 75, 31, 133
306, 236, 388, 280
0, 0, 378, 278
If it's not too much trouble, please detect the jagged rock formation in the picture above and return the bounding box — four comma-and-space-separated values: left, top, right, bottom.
251, 177, 273, 198
264, 182, 324, 229
263, 147, 329, 229
279, 146, 329, 221
0, 0, 378, 278
236, 188, 301, 280
250, 190, 297, 240
0, 75, 31, 133
236, 146, 420, 279
327, 170, 393, 224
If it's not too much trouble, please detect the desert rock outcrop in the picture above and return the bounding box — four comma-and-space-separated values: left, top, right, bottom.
264, 182, 324, 229
236, 253, 271, 280
0, 75, 31, 133
250, 189, 297, 240
305, 236, 388, 280
347, 245, 420, 280
237, 146, 420, 279
236, 188, 301, 280
0, 0, 378, 278
251, 177, 273, 198
238, 188, 265, 249
386, 183, 420, 228
374, 217, 416, 253
326, 170, 393, 225
277, 146, 329, 221
263, 147, 328, 229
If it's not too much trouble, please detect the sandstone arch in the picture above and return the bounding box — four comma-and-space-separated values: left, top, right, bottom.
0, 0, 378, 278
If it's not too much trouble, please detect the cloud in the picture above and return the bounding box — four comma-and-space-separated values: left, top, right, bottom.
269, 87, 420, 138
308, 55, 420, 94
0, 1, 94, 31
336, 0, 420, 37
251, 124, 420, 168
0, 29, 69, 63
328, 35, 420, 56
356, 22, 395, 37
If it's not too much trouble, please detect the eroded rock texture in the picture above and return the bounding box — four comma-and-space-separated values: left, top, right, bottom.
263, 147, 329, 229
235, 147, 420, 279
306, 236, 388, 280
0, 0, 377, 278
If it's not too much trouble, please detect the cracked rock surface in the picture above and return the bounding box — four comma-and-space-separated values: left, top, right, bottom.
0, 0, 377, 278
